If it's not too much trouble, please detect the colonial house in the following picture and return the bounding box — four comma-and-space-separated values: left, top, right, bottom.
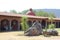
0, 9, 60, 31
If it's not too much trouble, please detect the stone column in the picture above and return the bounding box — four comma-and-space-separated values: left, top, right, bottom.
56, 21, 59, 28
39, 20, 42, 24
18, 22, 20, 30
46, 20, 47, 27
9, 21, 12, 31
56, 22, 57, 28
0, 21, 1, 31
58, 21, 59, 28
55, 22, 56, 28
31, 20, 33, 24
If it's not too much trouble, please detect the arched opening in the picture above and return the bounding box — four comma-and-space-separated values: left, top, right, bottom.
27, 21, 32, 27
11, 20, 18, 31
20, 23, 22, 30
41, 20, 46, 28
1, 19, 9, 31
59, 22, 60, 28
33, 20, 36, 23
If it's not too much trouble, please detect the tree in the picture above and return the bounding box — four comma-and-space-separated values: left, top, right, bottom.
36, 11, 49, 17
21, 9, 36, 14
10, 10, 17, 13
21, 10, 28, 14
49, 16, 54, 24
35, 11, 56, 18
49, 12, 56, 18
48, 15, 55, 29
45, 13, 55, 32
18, 12, 22, 14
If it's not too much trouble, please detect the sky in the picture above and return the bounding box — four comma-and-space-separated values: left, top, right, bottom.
0, 0, 60, 12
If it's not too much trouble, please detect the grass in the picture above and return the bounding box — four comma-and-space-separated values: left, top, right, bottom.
0, 28, 60, 40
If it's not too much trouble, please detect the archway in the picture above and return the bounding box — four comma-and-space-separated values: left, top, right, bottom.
11, 20, 18, 31
27, 21, 32, 27
1, 19, 9, 31
41, 20, 46, 28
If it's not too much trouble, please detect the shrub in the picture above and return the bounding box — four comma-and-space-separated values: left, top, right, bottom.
48, 24, 55, 30
21, 16, 29, 31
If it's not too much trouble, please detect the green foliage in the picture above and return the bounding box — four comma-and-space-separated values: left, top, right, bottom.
45, 26, 48, 31
49, 16, 53, 21
21, 16, 29, 31
21, 10, 28, 14
36, 11, 49, 17
48, 16, 54, 23
48, 24, 55, 30
36, 10, 56, 18
18, 12, 21, 14
49, 12, 56, 18
10, 10, 17, 13
9, 9, 56, 18
9, 10, 22, 14
44, 24, 55, 32
21, 9, 36, 14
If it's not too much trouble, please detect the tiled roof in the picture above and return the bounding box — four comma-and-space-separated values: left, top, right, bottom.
53, 18, 60, 21
0, 12, 60, 21
0, 12, 48, 19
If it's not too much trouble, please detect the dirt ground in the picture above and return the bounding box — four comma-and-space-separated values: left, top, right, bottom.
0, 31, 60, 40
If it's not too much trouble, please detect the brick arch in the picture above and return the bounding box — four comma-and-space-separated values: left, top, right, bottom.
27, 20, 32, 27
1, 19, 9, 31
41, 20, 46, 28
11, 20, 18, 31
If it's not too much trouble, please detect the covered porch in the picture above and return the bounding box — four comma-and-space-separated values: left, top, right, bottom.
0, 16, 21, 31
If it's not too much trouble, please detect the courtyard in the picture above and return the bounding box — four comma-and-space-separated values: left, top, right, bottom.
0, 28, 60, 40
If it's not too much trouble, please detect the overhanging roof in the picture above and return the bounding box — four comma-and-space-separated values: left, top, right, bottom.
0, 12, 48, 19
0, 12, 60, 21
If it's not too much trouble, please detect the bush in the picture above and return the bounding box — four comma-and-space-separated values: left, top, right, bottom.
21, 16, 29, 31
43, 24, 58, 37
48, 24, 55, 30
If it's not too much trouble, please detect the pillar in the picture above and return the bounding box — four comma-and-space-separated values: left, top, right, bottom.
46, 20, 47, 27
31, 20, 33, 24
40, 20, 42, 24
58, 21, 59, 28
56, 21, 59, 28
18, 21, 20, 30
32, 20, 35, 24
0, 21, 1, 31
54, 22, 56, 28
9, 21, 12, 31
